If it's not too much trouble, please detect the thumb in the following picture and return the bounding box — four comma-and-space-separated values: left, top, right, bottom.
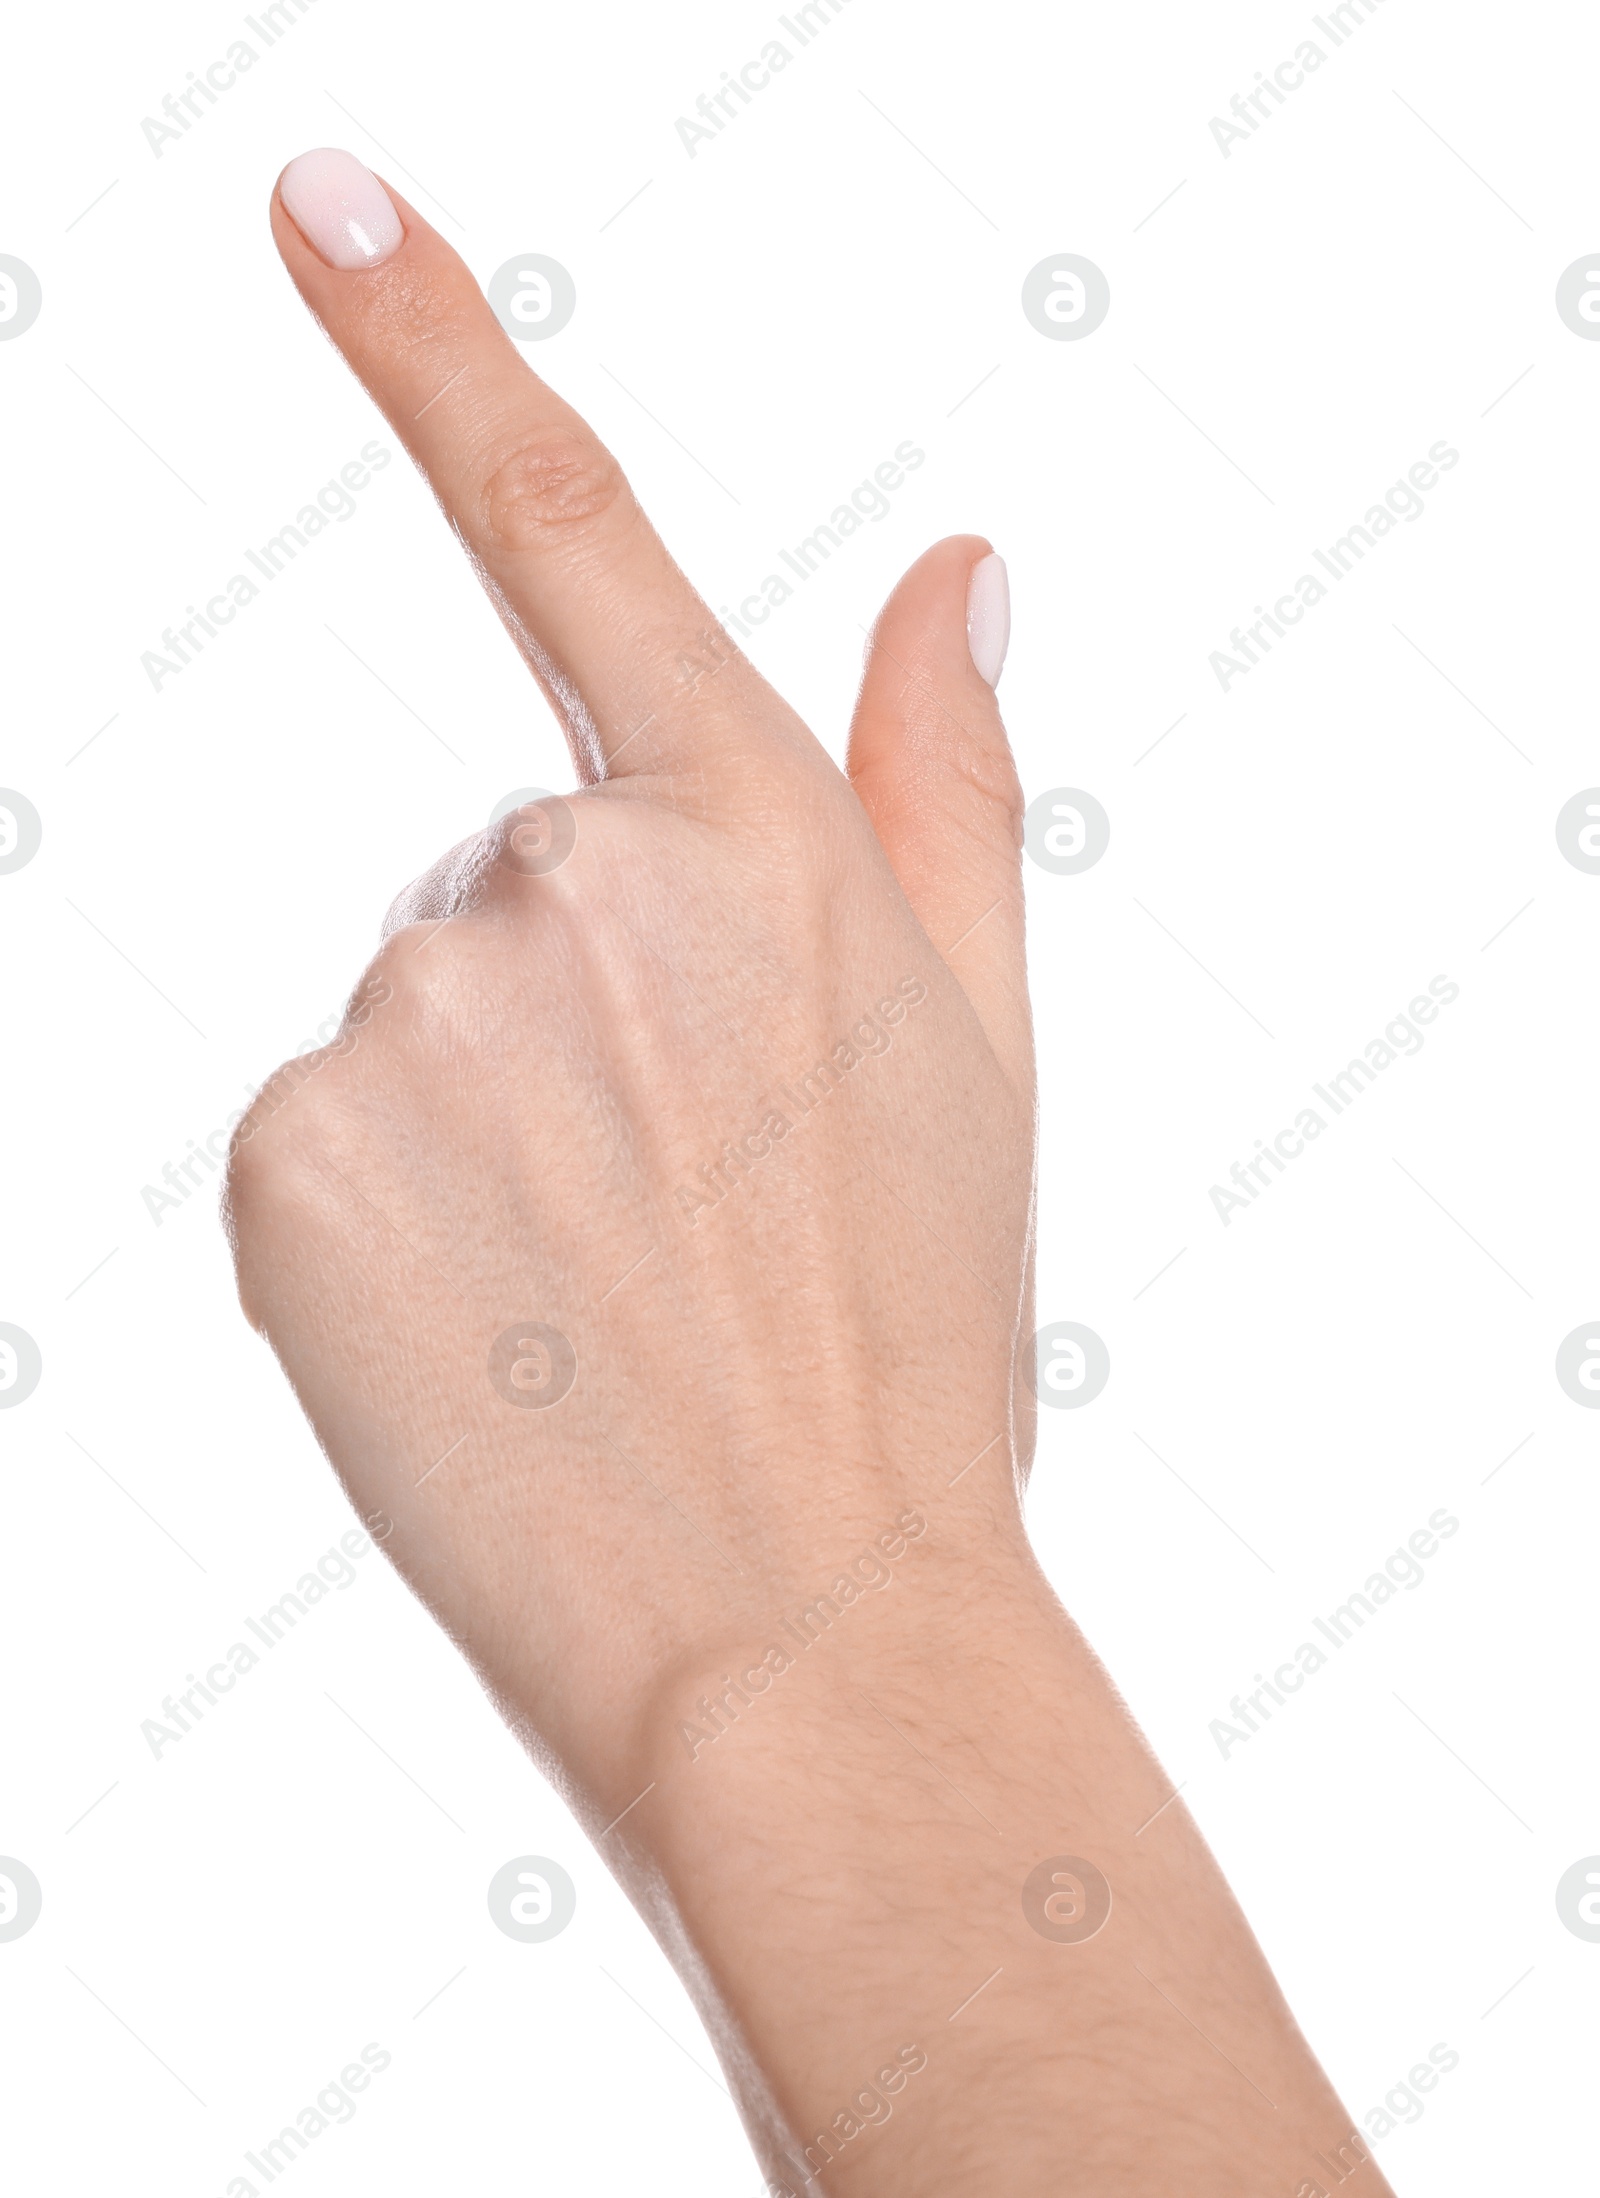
847, 535, 1031, 1088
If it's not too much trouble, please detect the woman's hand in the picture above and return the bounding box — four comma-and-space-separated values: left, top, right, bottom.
230, 150, 1035, 1796
226, 149, 1389, 2198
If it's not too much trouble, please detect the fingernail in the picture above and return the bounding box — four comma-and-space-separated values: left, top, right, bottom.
967, 552, 1010, 688
279, 148, 403, 271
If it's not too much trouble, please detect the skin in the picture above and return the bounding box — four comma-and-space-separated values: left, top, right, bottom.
226, 170, 1398, 2197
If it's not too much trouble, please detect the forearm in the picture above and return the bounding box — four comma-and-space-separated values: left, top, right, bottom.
598, 1519, 1393, 2197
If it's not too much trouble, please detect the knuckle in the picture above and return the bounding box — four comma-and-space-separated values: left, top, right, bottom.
478, 429, 628, 551
364, 922, 476, 1008
348, 919, 517, 1054
228, 1046, 344, 1170
381, 834, 495, 935
222, 1047, 365, 1327
224, 962, 403, 1209
481, 791, 583, 892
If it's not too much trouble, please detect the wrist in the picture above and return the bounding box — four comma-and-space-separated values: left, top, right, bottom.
586, 1547, 1095, 2197
617, 1501, 1057, 1833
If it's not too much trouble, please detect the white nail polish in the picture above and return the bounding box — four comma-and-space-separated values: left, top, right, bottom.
279, 148, 403, 270
967, 552, 1010, 688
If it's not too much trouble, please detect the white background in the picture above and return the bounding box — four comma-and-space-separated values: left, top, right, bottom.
1, 0, 1595, 2189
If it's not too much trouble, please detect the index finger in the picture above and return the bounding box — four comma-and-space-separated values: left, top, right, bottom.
273, 148, 802, 783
